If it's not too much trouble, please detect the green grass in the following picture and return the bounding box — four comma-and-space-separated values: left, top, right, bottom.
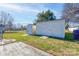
65, 32, 73, 41
3, 31, 79, 56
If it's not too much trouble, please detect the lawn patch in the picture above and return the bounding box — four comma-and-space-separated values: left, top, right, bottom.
3, 31, 79, 56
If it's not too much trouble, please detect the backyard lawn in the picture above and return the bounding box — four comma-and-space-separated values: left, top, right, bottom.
3, 31, 79, 56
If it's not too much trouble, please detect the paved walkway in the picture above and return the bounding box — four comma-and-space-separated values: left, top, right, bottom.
0, 42, 51, 56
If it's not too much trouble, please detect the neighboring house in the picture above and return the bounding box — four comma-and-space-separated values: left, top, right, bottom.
27, 20, 65, 38
68, 21, 79, 32
68, 27, 79, 32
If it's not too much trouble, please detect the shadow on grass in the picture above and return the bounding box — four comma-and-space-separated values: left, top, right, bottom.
65, 32, 75, 42
65, 32, 79, 44
5, 31, 19, 33
30, 33, 77, 42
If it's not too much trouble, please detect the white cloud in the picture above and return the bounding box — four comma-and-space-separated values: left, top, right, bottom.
0, 3, 59, 18
0, 3, 52, 13
0, 3, 24, 12
0, 3, 41, 13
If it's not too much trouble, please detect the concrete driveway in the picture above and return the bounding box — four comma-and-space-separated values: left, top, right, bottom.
0, 42, 51, 56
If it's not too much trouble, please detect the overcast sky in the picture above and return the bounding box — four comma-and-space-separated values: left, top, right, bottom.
0, 3, 64, 26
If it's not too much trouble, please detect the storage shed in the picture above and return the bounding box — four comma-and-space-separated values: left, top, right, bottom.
36, 20, 65, 38
26, 24, 36, 35
26, 24, 33, 35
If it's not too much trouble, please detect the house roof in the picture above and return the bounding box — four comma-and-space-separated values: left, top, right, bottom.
68, 21, 79, 28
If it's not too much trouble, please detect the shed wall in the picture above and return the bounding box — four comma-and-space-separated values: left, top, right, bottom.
36, 20, 65, 38
26, 24, 33, 35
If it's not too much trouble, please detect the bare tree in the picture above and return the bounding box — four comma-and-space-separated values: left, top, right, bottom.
0, 11, 14, 31
62, 3, 79, 30
62, 3, 79, 22
7, 13, 14, 31
0, 11, 8, 25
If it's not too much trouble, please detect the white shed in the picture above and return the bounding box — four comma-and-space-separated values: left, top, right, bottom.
26, 24, 33, 35
36, 20, 65, 38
